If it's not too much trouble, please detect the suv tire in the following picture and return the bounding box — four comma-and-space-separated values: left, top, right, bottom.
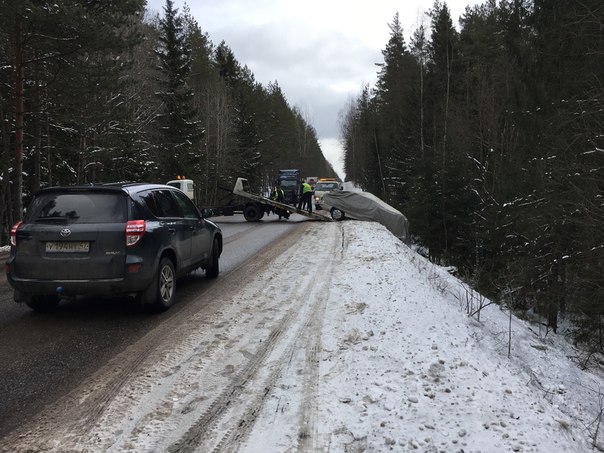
141, 257, 175, 311
205, 238, 220, 278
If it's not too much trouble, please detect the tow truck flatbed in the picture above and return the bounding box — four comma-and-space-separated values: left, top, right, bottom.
232, 178, 332, 222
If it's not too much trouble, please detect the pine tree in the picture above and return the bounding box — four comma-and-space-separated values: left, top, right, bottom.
340, 86, 382, 194
231, 67, 263, 183
373, 13, 419, 204
155, 0, 200, 180
407, 24, 432, 249
425, 0, 463, 261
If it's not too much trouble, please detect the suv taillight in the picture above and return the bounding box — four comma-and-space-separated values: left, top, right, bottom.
10, 221, 23, 246
126, 220, 145, 247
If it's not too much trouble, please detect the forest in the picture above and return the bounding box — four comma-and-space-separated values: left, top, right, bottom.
0, 0, 336, 241
339, 0, 603, 353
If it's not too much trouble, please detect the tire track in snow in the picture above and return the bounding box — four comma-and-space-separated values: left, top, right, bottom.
296, 225, 342, 452
214, 223, 342, 453
168, 223, 342, 453
92, 223, 313, 451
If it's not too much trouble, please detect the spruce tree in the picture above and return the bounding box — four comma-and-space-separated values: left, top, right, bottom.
155, 0, 200, 181
426, 0, 463, 261
373, 12, 418, 204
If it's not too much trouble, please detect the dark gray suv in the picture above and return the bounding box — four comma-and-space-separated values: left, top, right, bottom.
5, 183, 222, 312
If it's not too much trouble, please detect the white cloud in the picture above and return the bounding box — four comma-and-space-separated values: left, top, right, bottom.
318, 137, 345, 180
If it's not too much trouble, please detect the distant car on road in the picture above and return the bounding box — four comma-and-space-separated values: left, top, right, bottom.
320, 190, 410, 243
5, 183, 222, 312
313, 179, 341, 210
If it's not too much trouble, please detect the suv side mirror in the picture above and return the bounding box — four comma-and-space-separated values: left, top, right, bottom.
200, 208, 213, 219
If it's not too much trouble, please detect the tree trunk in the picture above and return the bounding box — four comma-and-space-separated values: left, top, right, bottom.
373, 129, 386, 195
0, 84, 12, 241
441, 33, 451, 253
13, 16, 24, 220
32, 54, 41, 193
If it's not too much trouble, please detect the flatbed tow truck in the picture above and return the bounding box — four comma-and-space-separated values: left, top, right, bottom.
210, 177, 332, 222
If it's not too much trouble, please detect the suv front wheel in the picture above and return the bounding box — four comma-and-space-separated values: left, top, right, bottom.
140, 257, 175, 311
205, 238, 220, 278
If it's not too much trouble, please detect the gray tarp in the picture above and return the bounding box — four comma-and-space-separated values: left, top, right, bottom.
321, 191, 410, 243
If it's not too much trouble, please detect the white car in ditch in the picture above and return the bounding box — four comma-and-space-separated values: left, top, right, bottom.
320, 190, 410, 243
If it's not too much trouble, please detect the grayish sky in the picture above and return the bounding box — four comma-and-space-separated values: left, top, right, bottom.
147, 0, 478, 179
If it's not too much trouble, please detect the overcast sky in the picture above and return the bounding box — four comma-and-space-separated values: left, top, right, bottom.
147, 0, 479, 179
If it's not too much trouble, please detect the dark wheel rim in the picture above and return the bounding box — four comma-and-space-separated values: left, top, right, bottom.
331, 208, 344, 221
159, 264, 174, 303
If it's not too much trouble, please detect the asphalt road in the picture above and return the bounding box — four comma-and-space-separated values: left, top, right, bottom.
0, 214, 309, 438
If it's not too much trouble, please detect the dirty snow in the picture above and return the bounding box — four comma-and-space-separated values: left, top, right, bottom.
3, 220, 602, 452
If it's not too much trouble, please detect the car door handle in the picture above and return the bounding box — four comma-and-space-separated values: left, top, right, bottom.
168, 228, 176, 235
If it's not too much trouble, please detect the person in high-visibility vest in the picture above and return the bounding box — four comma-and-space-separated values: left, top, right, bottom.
298, 180, 313, 213
271, 186, 290, 220
272, 186, 285, 203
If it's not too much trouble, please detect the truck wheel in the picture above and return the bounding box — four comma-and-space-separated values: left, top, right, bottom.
244, 204, 262, 222
331, 207, 345, 221
140, 257, 175, 311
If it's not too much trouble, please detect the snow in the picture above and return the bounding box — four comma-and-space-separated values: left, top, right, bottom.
246, 222, 596, 452
5, 221, 602, 452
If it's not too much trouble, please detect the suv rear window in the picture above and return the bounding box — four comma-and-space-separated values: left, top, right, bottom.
140, 190, 183, 218
26, 192, 127, 223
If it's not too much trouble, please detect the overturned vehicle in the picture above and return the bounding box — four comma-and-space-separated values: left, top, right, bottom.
320, 191, 410, 243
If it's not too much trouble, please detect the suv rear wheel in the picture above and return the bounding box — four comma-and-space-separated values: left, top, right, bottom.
140, 257, 175, 311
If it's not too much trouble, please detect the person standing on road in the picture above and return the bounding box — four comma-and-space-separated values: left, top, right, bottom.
271, 185, 290, 220
298, 180, 313, 213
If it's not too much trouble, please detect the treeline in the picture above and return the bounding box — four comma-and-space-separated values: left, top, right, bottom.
341, 0, 603, 346
0, 0, 335, 240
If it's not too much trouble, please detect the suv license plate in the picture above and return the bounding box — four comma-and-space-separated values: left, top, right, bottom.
45, 241, 90, 253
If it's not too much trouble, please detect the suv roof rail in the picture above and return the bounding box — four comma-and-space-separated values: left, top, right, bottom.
103, 181, 136, 186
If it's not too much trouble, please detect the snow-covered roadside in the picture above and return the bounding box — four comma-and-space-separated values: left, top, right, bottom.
304, 223, 597, 452
3, 221, 600, 452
